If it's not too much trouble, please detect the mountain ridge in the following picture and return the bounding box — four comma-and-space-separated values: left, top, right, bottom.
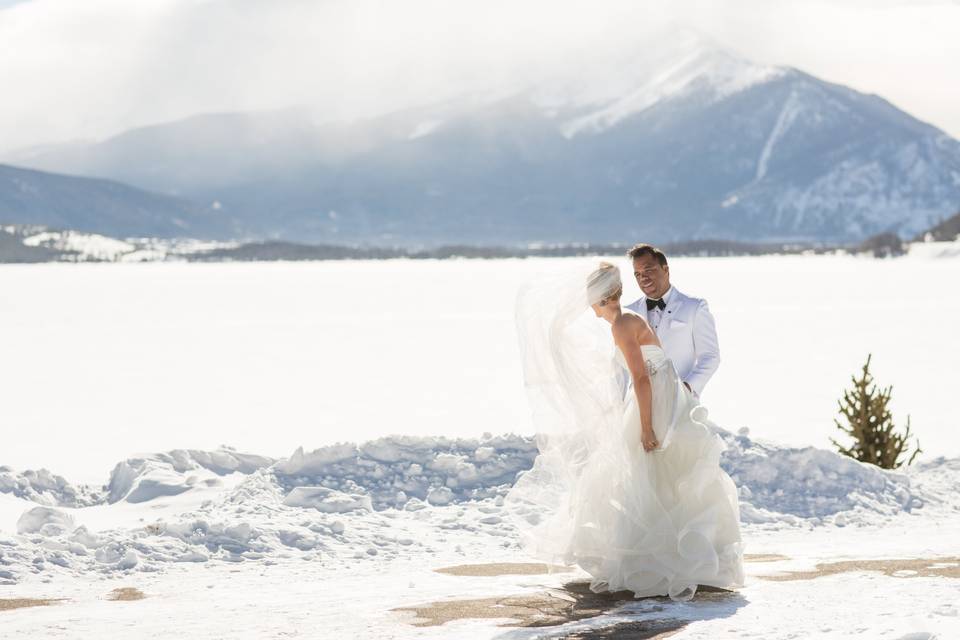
4, 32, 959, 244
0, 163, 230, 238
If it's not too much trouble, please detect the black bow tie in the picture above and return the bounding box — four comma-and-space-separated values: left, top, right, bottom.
646, 298, 666, 311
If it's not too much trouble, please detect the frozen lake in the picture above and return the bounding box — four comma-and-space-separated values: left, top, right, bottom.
2, 254, 957, 483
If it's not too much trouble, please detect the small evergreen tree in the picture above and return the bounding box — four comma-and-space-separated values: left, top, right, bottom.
831, 355, 920, 469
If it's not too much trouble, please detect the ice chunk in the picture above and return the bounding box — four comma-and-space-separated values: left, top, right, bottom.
427, 487, 454, 506
117, 550, 139, 569
403, 498, 428, 511
282, 487, 372, 513
126, 473, 193, 503
277, 530, 320, 551
70, 526, 101, 549
16, 506, 74, 535
474, 446, 496, 461
177, 550, 209, 563
273, 445, 357, 475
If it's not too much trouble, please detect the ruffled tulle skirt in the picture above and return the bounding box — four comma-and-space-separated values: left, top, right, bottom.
508, 348, 744, 601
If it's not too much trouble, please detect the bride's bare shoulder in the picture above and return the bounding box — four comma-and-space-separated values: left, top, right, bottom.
613, 311, 657, 345
612, 311, 648, 336
617, 310, 649, 327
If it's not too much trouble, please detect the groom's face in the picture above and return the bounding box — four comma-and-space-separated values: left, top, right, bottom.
633, 255, 670, 299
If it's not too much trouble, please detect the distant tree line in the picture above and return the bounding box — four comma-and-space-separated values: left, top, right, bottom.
915, 210, 960, 242
2, 210, 958, 263
181, 213, 960, 262
185, 239, 821, 262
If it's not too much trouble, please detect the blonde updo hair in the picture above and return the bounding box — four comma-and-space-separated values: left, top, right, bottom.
586, 261, 622, 306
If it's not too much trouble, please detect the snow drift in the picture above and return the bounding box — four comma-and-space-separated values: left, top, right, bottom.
0, 430, 956, 585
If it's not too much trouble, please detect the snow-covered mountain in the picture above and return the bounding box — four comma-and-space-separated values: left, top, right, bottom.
7, 30, 960, 244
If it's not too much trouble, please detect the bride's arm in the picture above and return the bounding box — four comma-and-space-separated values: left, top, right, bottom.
612, 319, 657, 451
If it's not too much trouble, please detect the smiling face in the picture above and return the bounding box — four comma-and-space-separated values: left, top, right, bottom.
633, 253, 670, 299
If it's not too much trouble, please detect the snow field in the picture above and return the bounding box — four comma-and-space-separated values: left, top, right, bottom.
1, 254, 957, 485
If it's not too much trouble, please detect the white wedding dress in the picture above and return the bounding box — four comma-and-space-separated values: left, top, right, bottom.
507, 334, 744, 601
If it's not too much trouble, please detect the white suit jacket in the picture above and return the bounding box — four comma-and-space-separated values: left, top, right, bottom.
624, 286, 720, 397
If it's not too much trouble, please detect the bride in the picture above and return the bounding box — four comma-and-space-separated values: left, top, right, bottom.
507, 261, 744, 601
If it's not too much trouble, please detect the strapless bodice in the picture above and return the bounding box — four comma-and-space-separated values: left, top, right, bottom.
615, 344, 669, 375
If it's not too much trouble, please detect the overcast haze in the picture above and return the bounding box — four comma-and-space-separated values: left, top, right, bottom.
1, 0, 958, 154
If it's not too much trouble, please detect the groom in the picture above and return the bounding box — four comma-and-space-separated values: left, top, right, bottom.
624, 244, 720, 399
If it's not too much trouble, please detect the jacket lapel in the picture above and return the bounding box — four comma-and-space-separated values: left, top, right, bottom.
629, 296, 648, 317
662, 288, 686, 328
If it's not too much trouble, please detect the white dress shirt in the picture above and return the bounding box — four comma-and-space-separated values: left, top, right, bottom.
644, 286, 675, 332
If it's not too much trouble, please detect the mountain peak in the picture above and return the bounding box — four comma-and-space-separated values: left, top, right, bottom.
530, 27, 785, 137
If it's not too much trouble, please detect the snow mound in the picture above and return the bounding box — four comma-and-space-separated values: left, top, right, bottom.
161, 519, 268, 559
107, 449, 275, 504
273, 435, 538, 510
0, 434, 939, 524
0, 434, 955, 584
16, 506, 75, 535
270, 431, 927, 524
0, 466, 103, 507
718, 430, 917, 525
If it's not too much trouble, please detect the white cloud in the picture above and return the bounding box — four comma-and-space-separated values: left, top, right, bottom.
0, 0, 958, 153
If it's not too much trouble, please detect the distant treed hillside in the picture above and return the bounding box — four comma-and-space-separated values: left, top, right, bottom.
0, 164, 230, 238
916, 211, 960, 241
0, 228, 63, 262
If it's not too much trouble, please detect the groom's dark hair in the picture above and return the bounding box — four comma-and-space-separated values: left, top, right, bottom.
627, 243, 668, 266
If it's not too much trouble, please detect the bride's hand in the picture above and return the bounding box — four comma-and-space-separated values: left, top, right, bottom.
641, 429, 659, 452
